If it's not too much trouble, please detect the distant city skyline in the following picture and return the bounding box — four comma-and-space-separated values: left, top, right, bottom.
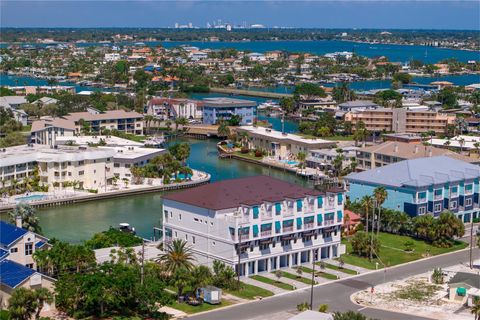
0, 1, 479, 30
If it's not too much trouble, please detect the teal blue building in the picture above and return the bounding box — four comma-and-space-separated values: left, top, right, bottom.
345, 156, 480, 222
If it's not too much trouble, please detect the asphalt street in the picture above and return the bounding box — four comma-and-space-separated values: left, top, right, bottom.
188, 247, 480, 320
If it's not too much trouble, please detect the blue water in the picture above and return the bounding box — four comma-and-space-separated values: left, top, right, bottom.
279, 159, 300, 166
0, 74, 114, 93
7, 40, 478, 63
16, 194, 47, 202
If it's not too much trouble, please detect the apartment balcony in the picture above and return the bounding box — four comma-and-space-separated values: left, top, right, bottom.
324, 220, 335, 226
260, 230, 272, 237
261, 213, 273, 220
283, 226, 294, 233
304, 222, 315, 230
283, 209, 294, 217
239, 234, 250, 241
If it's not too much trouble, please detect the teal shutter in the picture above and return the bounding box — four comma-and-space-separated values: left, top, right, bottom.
337, 210, 343, 221
275, 221, 281, 233
275, 203, 282, 215
317, 196, 323, 208
317, 213, 323, 224
253, 206, 259, 219
296, 199, 303, 211
253, 225, 259, 237
296, 217, 302, 229
337, 193, 343, 204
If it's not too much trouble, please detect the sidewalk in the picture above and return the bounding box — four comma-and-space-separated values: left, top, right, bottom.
261, 271, 310, 289
242, 276, 287, 295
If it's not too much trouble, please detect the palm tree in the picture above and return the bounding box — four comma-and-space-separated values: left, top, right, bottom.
33, 288, 53, 320
9, 203, 42, 234
174, 117, 188, 131
7, 288, 38, 320
217, 120, 230, 138
361, 195, 373, 235
189, 265, 212, 294
157, 239, 195, 274
143, 115, 155, 134
297, 152, 306, 170
373, 186, 388, 235
471, 300, 480, 320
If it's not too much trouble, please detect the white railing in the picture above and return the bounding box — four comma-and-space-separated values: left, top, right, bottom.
283, 226, 294, 233
239, 234, 250, 241
260, 230, 272, 237
261, 213, 273, 220
304, 222, 315, 230
324, 220, 335, 226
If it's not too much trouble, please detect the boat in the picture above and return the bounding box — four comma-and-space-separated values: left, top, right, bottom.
119, 223, 136, 234
258, 100, 281, 110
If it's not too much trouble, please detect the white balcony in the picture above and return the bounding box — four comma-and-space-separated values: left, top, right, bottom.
283, 226, 294, 233
239, 234, 250, 241
261, 213, 273, 220
260, 230, 272, 237
304, 222, 315, 229
324, 220, 335, 226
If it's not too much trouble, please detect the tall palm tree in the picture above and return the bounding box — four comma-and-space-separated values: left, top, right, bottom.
157, 239, 195, 274
189, 265, 213, 294
174, 117, 188, 132
361, 195, 373, 235
297, 152, 306, 169
373, 186, 388, 235
34, 288, 53, 320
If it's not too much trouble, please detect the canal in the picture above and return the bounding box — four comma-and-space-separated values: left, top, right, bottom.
31, 135, 309, 243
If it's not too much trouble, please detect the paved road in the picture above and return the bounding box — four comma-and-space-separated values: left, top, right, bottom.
188, 248, 480, 320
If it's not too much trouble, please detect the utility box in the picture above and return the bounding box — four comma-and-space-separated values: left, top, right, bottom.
197, 285, 222, 304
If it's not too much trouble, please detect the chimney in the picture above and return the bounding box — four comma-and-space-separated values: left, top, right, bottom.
15, 216, 22, 228
394, 143, 398, 153
414, 145, 418, 154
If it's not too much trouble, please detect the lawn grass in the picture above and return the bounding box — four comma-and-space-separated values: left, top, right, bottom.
250, 275, 294, 291
324, 135, 354, 141
324, 262, 358, 275
225, 282, 274, 300
169, 295, 234, 314
300, 266, 338, 280
275, 270, 316, 285
234, 151, 263, 161
340, 232, 468, 270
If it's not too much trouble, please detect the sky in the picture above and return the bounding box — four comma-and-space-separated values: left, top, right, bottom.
1, 1, 479, 30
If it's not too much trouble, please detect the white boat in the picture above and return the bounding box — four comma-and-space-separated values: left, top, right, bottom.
119, 223, 136, 234
258, 100, 281, 110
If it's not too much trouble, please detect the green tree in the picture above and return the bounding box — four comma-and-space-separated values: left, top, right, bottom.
8, 203, 42, 234
437, 88, 458, 109
350, 231, 379, 258
392, 72, 412, 84
169, 142, 191, 164
174, 117, 188, 131
472, 300, 480, 320
157, 239, 195, 274
433, 211, 465, 247
189, 265, 213, 294
217, 120, 230, 137
293, 83, 326, 101
7, 288, 38, 320
373, 89, 402, 107
279, 97, 296, 114
431, 267, 444, 284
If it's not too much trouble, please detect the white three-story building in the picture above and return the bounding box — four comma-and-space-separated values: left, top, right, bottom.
163, 176, 345, 276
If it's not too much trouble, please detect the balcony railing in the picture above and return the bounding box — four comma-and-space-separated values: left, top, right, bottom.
324, 220, 335, 226
260, 230, 272, 237
283, 226, 294, 233
261, 213, 273, 220
239, 234, 250, 241
304, 222, 315, 230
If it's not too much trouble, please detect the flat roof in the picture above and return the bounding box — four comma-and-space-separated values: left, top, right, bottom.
100, 146, 165, 160
164, 176, 322, 210
202, 97, 257, 108
0, 144, 115, 167
64, 110, 143, 122
55, 135, 143, 147
237, 126, 336, 147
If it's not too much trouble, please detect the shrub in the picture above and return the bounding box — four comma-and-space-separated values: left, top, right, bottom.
431, 268, 444, 284
404, 240, 415, 252
318, 304, 329, 312
254, 150, 263, 157
87, 189, 98, 194
240, 147, 249, 154
296, 302, 309, 312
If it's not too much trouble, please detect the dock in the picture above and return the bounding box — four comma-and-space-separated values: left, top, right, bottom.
210, 87, 292, 99
0, 174, 211, 213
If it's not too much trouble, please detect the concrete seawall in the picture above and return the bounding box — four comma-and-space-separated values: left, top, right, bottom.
210, 87, 292, 99
0, 174, 211, 213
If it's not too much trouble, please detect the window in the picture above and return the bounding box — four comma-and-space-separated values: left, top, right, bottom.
450, 185, 459, 197
417, 191, 427, 203
434, 189, 443, 200
192, 236, 196, 244
79, 170, 85, 176
174, 231, 177, 237
26, 263, 34, 269
259, 244, 269, 251
296, 199, 303, 212
179, 214, 182, 221
212, 241, 216, 246
125, 164, 131, 168
465, 184, 474, 195
170, 212, 173, 218
281, 240, 290, 247
450, 201, 457, 210
114, 163, 120, 168
185, 234, 188, 240
194, 218, 199, 222
418, 207, 427, 215
434, 203, 442, 213
10, 247, 18, 253
466, 198, 473, 206
25, 243, 33, 255
164, 210, 168, 217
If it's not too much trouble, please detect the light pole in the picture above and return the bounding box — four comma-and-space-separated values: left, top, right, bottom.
310, 249, 316, 310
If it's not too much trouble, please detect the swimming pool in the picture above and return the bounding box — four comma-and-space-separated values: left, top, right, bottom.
16, 194, 47, 202
279, 159, 299, 166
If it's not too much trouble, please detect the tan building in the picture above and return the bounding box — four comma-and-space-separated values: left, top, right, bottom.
64, 109, 144, 135
30, 117, 76, 146
355, 141, 478, 171
0, 144, 115, 191
235, 126, 336, 159
1, 220, 55, 309
345, 108, 455, 134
